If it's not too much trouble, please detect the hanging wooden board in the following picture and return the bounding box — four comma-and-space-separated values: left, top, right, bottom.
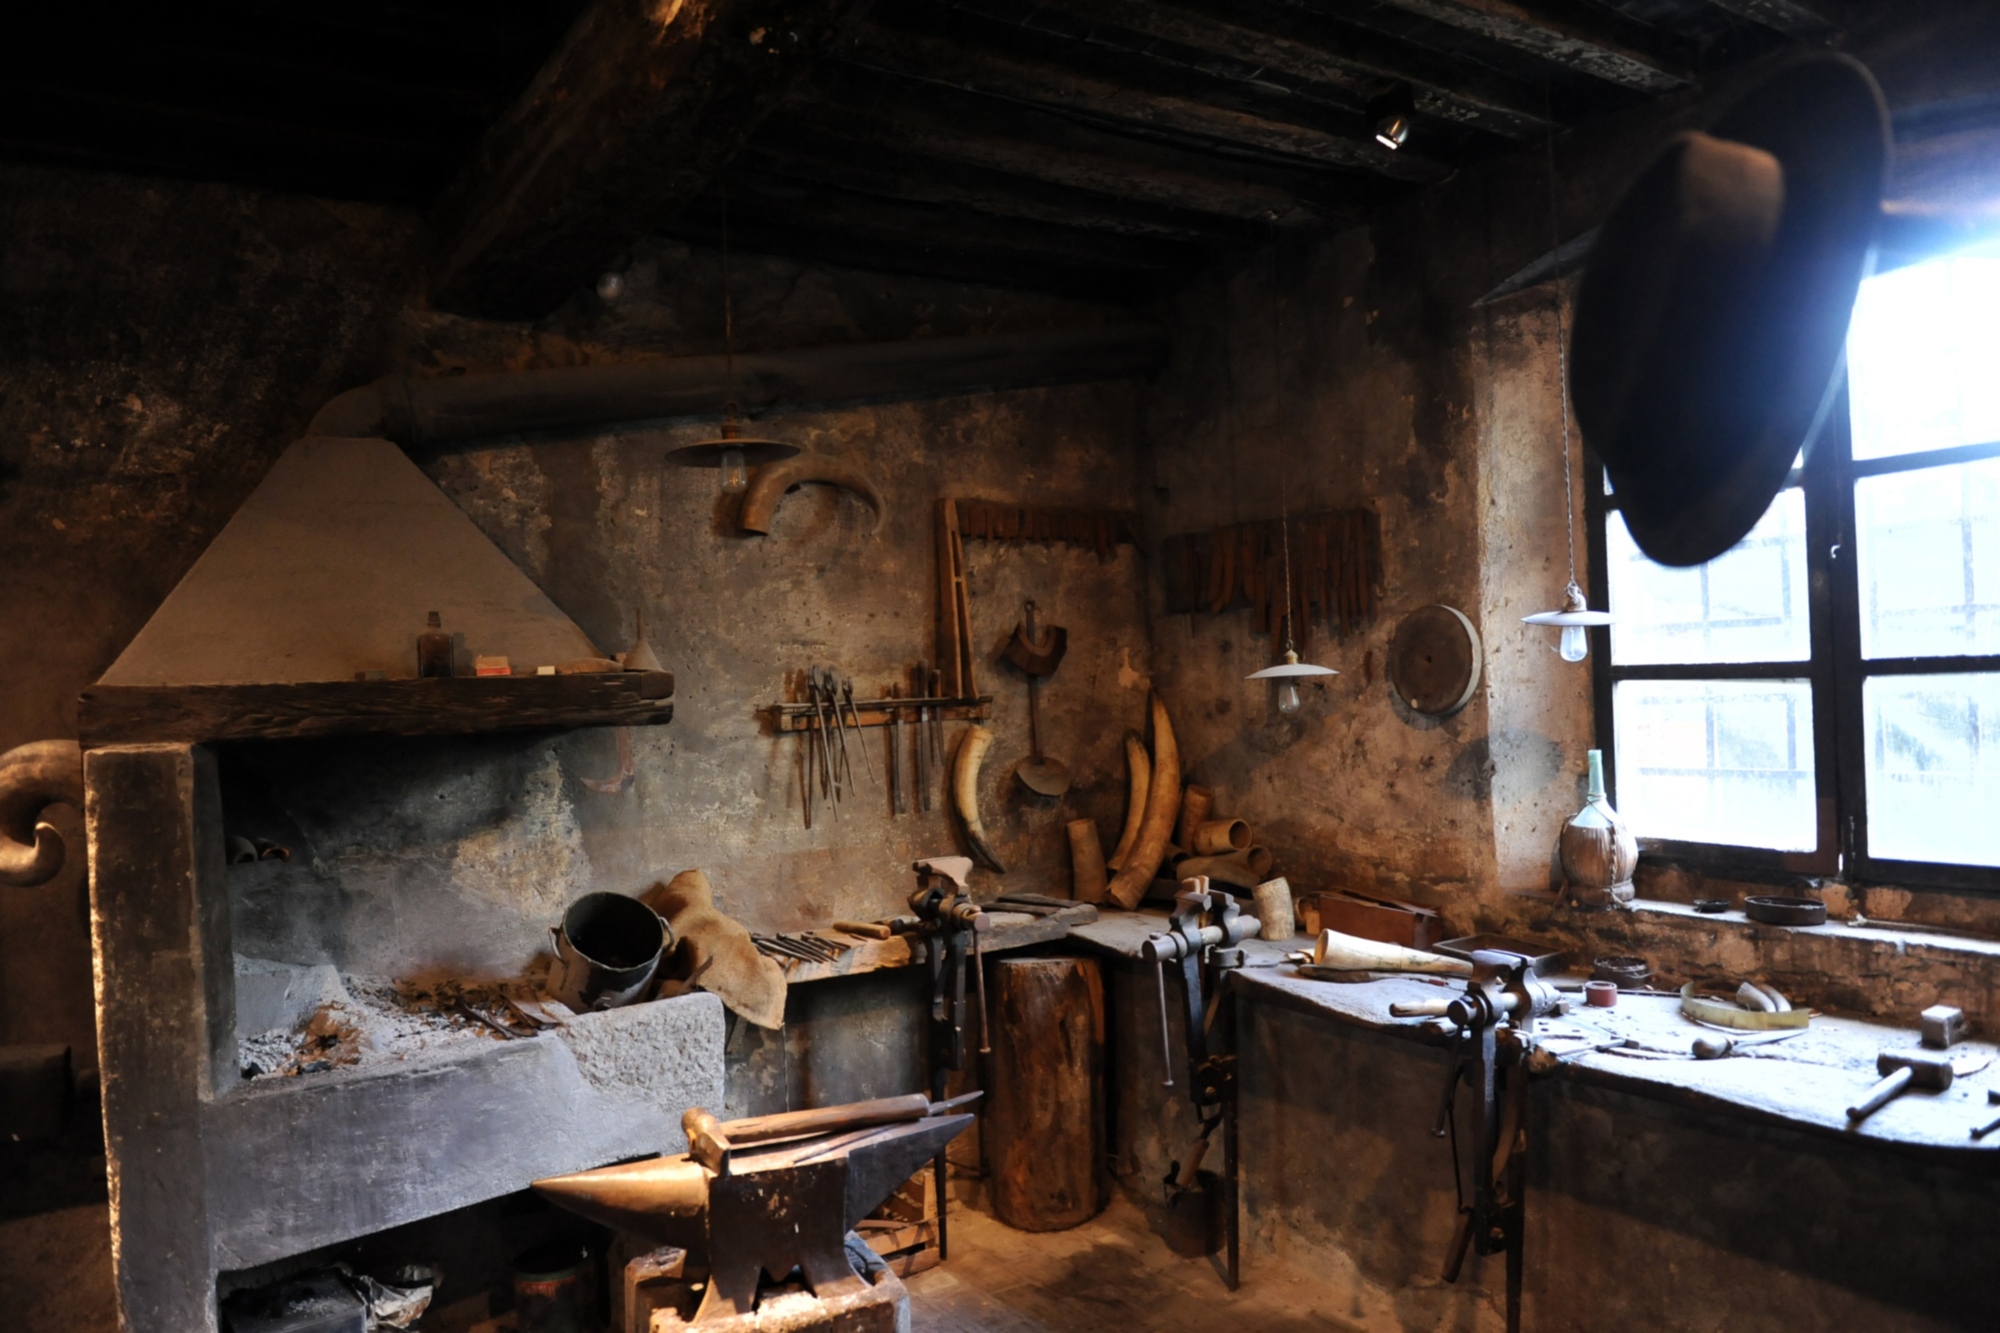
1387, 605, 1482, 717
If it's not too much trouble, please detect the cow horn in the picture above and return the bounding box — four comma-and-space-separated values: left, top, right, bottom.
1105, 694, 1180, 910
1105, 730, 1150, 872
0, 740, 85, 887
950, 726, 1006, 872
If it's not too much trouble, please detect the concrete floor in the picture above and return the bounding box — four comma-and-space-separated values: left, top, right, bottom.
905, 1195, 1362, 1333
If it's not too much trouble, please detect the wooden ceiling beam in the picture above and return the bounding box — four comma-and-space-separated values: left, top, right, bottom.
427, 0, 870, 319
842, 22, 1454, 182
739, 129, 1257, 244
797, 74, 1368, 226
1699, 0, 1835, 37
977, 0, 1550, 141
1365, 0, 1695, 91
663, 182, 1177, 300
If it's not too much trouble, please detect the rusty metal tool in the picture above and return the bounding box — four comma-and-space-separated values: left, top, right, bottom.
819, 667, 855, 793
1141, 882, 1261, 1290
809, 668, 841, 811
928, 666, 945, 775
535, 1097, 977, 1325
913, 662, 932, 813
832, 919, 894, 939
1972, 1088, 2000, 1140
888, 684, 906, 815
1422, 950, 1565, 1333
905, 855, 990, 1260
841, 674, 876, 788
1005, 602, 1070, 795
1848, 1048, 1992, 1122
1691, 1027, 1806, 1059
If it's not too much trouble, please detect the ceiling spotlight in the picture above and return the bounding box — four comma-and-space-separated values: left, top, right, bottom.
1367, 83, 1417, 153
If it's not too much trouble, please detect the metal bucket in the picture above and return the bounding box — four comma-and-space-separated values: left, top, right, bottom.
550, 892, 671, 1011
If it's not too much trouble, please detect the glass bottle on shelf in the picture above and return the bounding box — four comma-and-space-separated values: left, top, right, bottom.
417, 611, 454, 679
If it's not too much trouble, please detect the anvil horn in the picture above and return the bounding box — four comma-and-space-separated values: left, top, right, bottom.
531, 1153, 712, 1249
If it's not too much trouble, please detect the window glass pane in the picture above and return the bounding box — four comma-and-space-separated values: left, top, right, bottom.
1854, 456, 2000, 659
1848, 252, 2000, 460
1607, 488, 1810, 665
1863, 673, 2000, 867
1612, 679, 1816, 850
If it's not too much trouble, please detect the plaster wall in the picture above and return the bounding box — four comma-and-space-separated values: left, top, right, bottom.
1140, 227, 1591, 928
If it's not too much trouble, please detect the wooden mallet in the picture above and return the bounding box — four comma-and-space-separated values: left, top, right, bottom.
1847, 1050, 1955, 1122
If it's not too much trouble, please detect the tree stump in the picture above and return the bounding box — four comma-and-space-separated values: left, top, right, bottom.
986, 956, 1106, 1231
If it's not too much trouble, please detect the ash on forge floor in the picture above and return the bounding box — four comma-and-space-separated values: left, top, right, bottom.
906, 1195, 1359, 1333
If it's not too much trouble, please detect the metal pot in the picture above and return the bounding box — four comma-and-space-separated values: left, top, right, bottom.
550, 892, 672, 1012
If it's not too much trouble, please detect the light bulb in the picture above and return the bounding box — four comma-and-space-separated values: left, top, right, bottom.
720, 447, 748, 493
1276, 679, 1303, 714
1559, 625, 1589, 662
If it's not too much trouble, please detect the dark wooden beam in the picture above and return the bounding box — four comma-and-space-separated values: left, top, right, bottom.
1367, 0, 1694, 91
1699, 0, 1835, 37
665, 172, 1197, 298
842, 22, 1454, 181
804, 72, 1365, 225
316, 325, 1174, 443
78, 674, 675, 749
427, 0, 870, 318
738, 128, 1257, 243
972, 0, 1550, 142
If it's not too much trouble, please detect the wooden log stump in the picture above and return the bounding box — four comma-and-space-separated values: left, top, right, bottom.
986, 956, 1106, 1231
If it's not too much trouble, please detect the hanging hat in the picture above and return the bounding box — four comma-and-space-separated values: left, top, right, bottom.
1571, 55, 1889, 567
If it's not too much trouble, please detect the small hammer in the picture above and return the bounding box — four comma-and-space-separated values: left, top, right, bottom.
1848, 1049, 1956, 1122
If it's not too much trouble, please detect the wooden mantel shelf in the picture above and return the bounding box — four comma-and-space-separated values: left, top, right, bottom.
77, 671, 674, 748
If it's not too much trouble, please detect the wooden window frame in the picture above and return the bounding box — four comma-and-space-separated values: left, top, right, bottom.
1588, 379, 2000, 895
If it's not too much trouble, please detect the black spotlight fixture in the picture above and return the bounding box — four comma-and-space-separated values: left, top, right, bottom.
1367, 82, 1416, 151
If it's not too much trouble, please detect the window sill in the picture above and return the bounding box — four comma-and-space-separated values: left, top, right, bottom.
1624, 897, 2000, 963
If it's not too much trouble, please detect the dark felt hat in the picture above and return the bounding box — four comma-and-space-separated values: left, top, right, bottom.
1571, 55, 1889, 567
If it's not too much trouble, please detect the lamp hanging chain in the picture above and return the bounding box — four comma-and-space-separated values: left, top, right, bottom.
722, 184, 737, 421
1544, 82, 1580, 599
1271, 249, 1299, 657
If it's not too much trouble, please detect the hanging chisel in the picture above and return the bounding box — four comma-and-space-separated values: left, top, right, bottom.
928, 666, 945, 779
841, 674, 876, 787
820, 667, 854, 793
809, 667, 840, 813
913, 662, 931, 813
888, 684, 906, 815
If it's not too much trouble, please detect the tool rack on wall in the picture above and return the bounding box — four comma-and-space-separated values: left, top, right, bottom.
768, 694, 991, 733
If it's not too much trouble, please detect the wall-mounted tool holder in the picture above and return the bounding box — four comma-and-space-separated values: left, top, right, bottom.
770, 695, 992, 732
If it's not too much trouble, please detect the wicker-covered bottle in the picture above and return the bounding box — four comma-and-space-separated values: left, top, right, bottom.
1559, 749, 1638, 909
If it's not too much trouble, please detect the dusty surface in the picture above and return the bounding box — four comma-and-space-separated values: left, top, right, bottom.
907, 1193, 1360, 1332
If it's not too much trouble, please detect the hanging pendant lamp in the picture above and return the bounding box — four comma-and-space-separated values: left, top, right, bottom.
1246, 510, 1337, 714
667, 185, 798, 491
1522, 85, 1612, 661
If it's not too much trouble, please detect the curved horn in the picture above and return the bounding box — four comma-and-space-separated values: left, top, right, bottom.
1105, 694, 1180, 910
1105, 731, 1150, 872
1169, 846, 1274, 889
739, 455, 885, 536
0, 740, 85, 887
950, 726, 1006, 872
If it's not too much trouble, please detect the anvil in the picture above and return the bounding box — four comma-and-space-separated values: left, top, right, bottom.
534, 1099, 975, 1324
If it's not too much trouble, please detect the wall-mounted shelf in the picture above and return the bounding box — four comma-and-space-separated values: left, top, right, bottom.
77, 671, 674, 747
769, 694, 990, 734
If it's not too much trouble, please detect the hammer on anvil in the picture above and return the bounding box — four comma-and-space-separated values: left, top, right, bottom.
1848, 1048, 1993, 1122
533, 1095, 978, 1324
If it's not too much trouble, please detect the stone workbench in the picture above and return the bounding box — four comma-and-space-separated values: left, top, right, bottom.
1070, 907, 2000, 1330
1071, 909, 2000, 1159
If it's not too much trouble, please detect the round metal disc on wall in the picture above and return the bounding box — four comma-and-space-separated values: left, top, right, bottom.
1388, 605, 1482, 717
